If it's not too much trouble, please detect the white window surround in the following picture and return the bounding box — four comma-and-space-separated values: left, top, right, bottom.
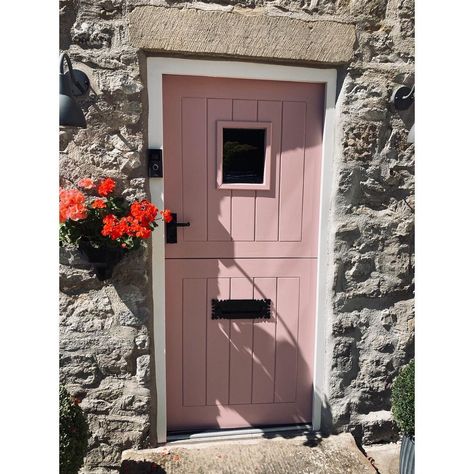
147, 57, 337, 443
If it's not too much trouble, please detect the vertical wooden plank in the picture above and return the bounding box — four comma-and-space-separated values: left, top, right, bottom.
279, 101, 306, 242
231, 100, 257, 241
255, 100, 282, 241
229, 277, 254, 404
295, 260, 317, 406
301, 89, 324, 253
165, 264, 183, 420
206, 277, 230, 405
182, 278, 207, 406
182, 98, 207, 241
274, 277, 300, 403
162, 77, 183, 235
233, 99, 257, 122
251, 277, 277, 403
208, 99, 232, 241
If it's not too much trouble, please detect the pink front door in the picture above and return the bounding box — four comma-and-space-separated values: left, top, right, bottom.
163, 75, 324, 432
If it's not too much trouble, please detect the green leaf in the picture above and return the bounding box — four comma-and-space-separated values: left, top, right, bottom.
59, 385, 89, 474
391, 359, 415, 436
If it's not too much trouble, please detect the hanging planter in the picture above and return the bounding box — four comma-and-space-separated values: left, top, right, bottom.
78, 240, 126, 281
59, 177, 173, 281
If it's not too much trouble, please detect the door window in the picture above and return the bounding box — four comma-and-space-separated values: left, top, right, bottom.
217, 121, 272, 190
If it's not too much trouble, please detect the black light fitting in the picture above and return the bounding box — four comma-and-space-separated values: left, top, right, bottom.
391, 85, 415, 111
59, 52, 90, 128
391, 84, 415, 144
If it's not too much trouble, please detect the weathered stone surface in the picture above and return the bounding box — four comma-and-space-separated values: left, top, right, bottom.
136, 355, 151, 386
85, 413, 151, 469
60, 1, 414, 471
364, 441, 400, 474
129, 6, 357, 65
135, 334, 150, 350
122, 433, 376, 473
356, 411, 395, 444
60, 289, 115, 332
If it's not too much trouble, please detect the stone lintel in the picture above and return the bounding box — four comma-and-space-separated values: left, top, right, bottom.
129, 6, 356, 66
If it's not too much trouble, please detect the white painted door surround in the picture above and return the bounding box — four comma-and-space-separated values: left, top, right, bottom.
147, 57, 336, 442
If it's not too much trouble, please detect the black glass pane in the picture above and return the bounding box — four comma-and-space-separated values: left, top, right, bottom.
222, 128, 266, 184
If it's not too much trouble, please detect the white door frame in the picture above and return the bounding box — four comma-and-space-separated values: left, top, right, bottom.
147, 57, 336, 443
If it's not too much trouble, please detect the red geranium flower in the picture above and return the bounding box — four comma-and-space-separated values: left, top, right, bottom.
134, 225, 152, 239
78, 178, 95, 190
160, 209, 173, 224
97, 178, 116, 197
101, 214, 123, 239
60, 178, 173, 253
91, 199, 106, 209
130, 200, 158, 226
59, 188, 88, 222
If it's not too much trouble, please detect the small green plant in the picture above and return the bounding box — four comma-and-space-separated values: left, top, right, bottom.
60, 385, 89, 474
391, 359, 415, 437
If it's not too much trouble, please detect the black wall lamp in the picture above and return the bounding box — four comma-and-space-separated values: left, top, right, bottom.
391, 84, 415, 144
59, 53, 90, 128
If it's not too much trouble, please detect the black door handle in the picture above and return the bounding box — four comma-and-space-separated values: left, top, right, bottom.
166, 213, 191, 243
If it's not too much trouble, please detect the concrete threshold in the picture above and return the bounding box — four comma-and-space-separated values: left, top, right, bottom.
167, 424, 312, 445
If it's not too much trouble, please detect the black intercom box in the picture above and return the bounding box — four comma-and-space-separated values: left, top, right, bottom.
148, 149, 163, 177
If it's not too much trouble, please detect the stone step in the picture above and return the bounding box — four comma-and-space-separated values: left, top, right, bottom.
121, 432, 376, 474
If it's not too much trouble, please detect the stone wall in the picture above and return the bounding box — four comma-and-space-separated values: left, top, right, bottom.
59, 0, 414, 471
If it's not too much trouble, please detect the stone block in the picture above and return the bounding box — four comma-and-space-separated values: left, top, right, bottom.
136, 355, 151, 386
129, 6, 356, 65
